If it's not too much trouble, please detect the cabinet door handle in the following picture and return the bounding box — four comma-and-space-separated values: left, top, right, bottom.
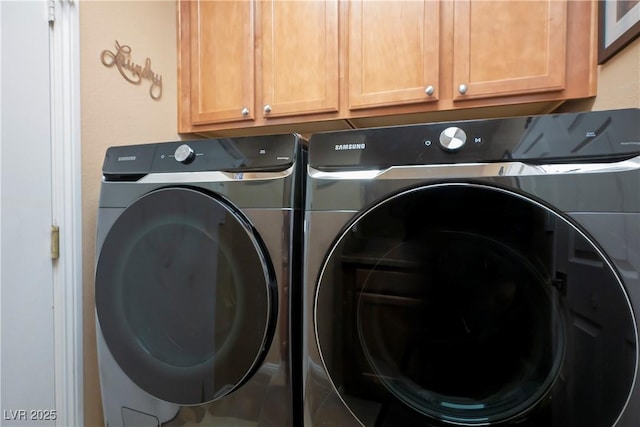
241, 107, 250, 116
425, 86, 434, 96
263, 104, 272, 114
458, 84, 468, 95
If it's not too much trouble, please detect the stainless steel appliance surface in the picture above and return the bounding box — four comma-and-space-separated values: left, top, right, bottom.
95, 135, 305, 427
303, 109, 640, 426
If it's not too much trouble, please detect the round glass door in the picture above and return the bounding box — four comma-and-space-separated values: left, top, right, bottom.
315, 183, 636, 426
96, 187, 276, 405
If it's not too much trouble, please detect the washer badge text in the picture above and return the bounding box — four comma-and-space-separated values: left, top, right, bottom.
334, 143, 366, 151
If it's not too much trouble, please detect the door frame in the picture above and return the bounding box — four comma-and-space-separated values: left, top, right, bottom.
0, 0, 82, 425
50, 1, 83, 425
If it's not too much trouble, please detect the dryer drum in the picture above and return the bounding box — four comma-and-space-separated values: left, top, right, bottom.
314, 183, 637, 426
356, 231, 565, 424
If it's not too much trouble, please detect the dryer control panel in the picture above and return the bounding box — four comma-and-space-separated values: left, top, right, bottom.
309, 108, 640, 170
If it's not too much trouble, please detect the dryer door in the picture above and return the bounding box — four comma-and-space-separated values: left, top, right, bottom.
96, 187, 276, 405
315, 183, 637, 426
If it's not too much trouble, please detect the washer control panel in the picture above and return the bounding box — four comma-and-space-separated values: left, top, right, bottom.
102, 134, 301, 180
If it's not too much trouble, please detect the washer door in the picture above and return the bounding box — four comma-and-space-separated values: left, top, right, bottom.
315, 183, 637, 426
96, 187, 276, 405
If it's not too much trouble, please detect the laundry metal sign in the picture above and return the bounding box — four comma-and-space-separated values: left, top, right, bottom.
101, 41, 162, 100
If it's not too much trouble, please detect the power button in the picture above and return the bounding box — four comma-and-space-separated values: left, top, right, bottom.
174, 144, 195, 164
439, 127, 467, 151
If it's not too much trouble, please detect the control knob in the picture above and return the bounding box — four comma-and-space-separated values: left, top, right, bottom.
174, 144, 195, 164
439, 127, 467, 151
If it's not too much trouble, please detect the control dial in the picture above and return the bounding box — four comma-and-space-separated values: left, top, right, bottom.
439, 127, 467, 151
174, 144, 195, 164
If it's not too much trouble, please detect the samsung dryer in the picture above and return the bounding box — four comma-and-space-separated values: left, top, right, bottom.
303, 109, 640, 426
95, 135, 305, 427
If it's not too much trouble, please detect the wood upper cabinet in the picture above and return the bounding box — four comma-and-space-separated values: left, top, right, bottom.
178, 0, 596, 134
452, 0, 567, 101
187, 0, 255, 125
347, 0, 571, 112
260, 0, 339, 118
348, 0, 440, 110
179, 0, 339, 131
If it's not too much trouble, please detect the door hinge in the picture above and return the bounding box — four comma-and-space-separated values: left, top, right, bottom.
51, 225, 60, 260
48, 0, 55, 24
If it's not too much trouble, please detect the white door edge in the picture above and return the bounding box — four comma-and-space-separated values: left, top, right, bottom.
49, 1, 83, 425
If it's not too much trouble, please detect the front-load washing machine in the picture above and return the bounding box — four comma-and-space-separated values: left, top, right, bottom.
95, 135, 305, 427
303, 108, 640, 426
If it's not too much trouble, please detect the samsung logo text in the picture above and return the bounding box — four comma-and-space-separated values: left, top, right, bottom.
334, 143, 366, 151
117, 156, 137, 161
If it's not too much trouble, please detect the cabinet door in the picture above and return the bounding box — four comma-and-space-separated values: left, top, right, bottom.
452, 0, 566, 101
189, 0, 254, 124
348, 0, 440, 110
260, 0, 339, 118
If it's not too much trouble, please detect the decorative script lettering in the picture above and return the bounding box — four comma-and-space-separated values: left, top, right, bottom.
101, 41, 162, 100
